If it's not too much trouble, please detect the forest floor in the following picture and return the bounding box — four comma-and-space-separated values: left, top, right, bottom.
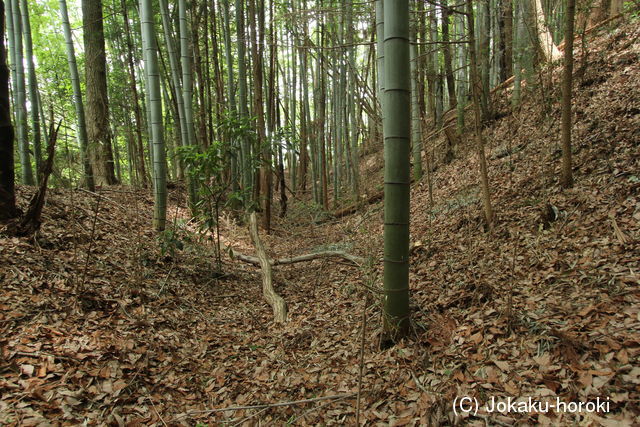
2, 18, 640, 427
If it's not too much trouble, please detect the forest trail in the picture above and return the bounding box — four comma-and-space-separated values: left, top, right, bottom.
2, 19, 640, 426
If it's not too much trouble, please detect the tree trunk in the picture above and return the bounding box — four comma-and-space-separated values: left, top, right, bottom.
236, 0, 252, 202
561, 0, 575, 188
298, 41, 309, 194
346, 0, 360, 201
140, 0, 167, 231
120, 0, 148, 187
533, 0, 562, 61
376, 0, 384, 126
59, 0, 94, 191
9, 0, 32, 185
512, 0, 524, 106
19, 0, 41, 180
441, 0, 456, 109
501, 0, 514, 80
478, 0, 492, 121
410, 38, 422, 181
248, 0, 271, 231
0, 0, 17, 220
158, 0, 186, 164
455, 9, 467, 133
82, 0, 117, 186
382, 0, 410, 345
178, 0, 198, 211
467, 0, 495, 228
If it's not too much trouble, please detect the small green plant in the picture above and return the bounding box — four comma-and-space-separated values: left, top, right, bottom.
179, 142, 230, 272
157, 229, 184, 259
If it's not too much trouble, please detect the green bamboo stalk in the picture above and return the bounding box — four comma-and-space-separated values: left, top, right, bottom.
139, 0, 167, 231
236, 0, 252, 202
19, 0, 41, 180
410, 39, 422, 181
376, 0, 384, 121
10, 0, 32, 185
59, 0, 94, 190
382, 0, 411, 343
158, 0, 186, 153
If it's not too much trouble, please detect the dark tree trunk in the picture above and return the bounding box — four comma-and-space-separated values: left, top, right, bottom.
248, 0, 271, 232
441, 0, 456, 109
121, 0, 148, 187
82, 0, 117, 185
501, 0, 514, 81
0, 0, 17, 220
561, 0, 575, 188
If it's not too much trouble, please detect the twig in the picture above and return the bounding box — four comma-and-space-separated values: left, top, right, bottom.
169, 393, 356, 421
147, 396, 169, 427
157, 265, 175, 296
289, 394, 352, 424
557, 201, 583, 233
355, 293, 369, 425
76, 187, 128, 210
78, 194, 102, 294
229, 406, 271, 426
410, 370, 431, 394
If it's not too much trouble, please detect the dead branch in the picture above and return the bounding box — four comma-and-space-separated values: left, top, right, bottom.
231, 247, 365, 267
16, 121, 60, 236
248, 212, 287, 323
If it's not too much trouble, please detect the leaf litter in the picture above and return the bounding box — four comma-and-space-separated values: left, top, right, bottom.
1, 18, 640, 427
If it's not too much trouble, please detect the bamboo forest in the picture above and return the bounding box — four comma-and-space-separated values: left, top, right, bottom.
1, 0, 639, 424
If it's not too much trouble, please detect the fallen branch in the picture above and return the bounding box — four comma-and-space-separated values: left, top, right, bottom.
248, 212, 287, 323
231, 247, 365, 267
332, 191, 384, 220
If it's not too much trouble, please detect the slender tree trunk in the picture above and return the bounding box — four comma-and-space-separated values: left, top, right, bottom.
19, 0, 40, 180
561, 0, 575, 188
248, 0, 271, 230
111, 124, 122, 182
59, 0, 94, 190
346, 0, 360, 201
236, 0, 252, 202
158, 0, 186, 170
501, 0, 514, 80
178, 0, 198, 211
316, 4, 328, 210
0, 0, 17, 220
426, 5, 436, 125
456, 8, 467, 132
10, 0, 32, 185
83, 0, 117, 186
410, 37, 422, 181
467, 0, 494, 228
441, 0, 456, 109
140, 0, 167, 230
382, 0, 410, 344
289, 26, 297, 193
376, 0, 384, 132
221, 0, 241, 203
120, 0, 148, 187
512, 0, 523, 106
298, 40, 309, 193
191, 6, 207, 149
478, 0, 492, 121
